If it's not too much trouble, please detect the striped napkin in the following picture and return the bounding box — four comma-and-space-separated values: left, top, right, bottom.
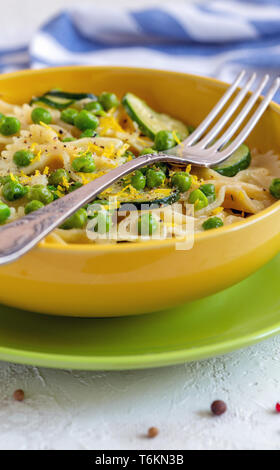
1, 1, 280, 88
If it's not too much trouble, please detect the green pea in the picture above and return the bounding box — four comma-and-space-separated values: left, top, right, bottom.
202, 217, 224, 231
60, 208, 87, 230
139, 147, 157, 156
80, 129, 99, 138
68, 181, 83, 192
25, 200, 44, 214
138, 213, 158, 236
72, 153, 96, 173
0, 117, 20, 136
99, 92, 119, 111
0, 202, 10, 223
62, 137, 76, 142
154, 130, 176, 151
84, 199, 109, 219
188, 189, 209, 211
171, 172, 192, 192
48, 168, 70, 186
2, 181, 28, 201
27, 184, 54, 204
47, 185, 59, 200
93, 211, 112, 234
84, 101, 105, 115
131, 170, 146, 190
60, 108, 79, 125
89, 199, 110, 213
200, 183, 216, 203
146, 168, 165, 189
74, 110, 99, 131
0, 174, 19, 185
13, 150, 34, 167
269, 178, 280, 199
0, 113, 5, 121
93, 199, 110, 206
139, 166, 153, 176
31, 107, 52, 125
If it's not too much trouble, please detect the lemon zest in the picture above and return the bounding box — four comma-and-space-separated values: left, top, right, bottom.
99, 116, 124, 137
33, 149, 42, 163
116, 143, 129, 158
172, 131, 181, 145
62, 176, 70, 189
191, 174, 199, 187
39, 121, 60, 136
212, 206, 224, 215
57, 185, 65, 193
31, 142, 38, 151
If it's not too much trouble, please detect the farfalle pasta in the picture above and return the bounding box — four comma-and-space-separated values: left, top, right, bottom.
0, 89, 278, 245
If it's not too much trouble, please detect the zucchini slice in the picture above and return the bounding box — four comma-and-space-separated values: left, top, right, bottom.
30, 90, 97, 110
122, 92, 189, 140
98, 188, 180, 210
213, 144, 251, 177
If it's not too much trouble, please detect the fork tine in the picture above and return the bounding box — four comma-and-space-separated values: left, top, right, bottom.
216, 77, 280, 161
195, 72, 256, 149
185, 70, 246, 146
210, 74, 269, 152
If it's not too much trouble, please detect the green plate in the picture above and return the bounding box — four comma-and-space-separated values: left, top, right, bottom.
1, 254, 280, 370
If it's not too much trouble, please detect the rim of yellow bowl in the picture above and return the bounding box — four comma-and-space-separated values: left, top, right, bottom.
1, 65, 280, 254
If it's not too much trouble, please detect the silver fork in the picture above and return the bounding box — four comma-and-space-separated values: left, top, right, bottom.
0, 70, 279, 265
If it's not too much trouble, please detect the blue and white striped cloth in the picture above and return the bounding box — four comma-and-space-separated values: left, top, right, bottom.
1, 1, 280, 88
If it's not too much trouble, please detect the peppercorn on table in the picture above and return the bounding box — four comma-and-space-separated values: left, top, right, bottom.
0, 335, 279, 450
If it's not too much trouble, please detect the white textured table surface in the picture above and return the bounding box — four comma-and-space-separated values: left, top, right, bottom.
1, 0, 280, 451
1, 336, 280, 450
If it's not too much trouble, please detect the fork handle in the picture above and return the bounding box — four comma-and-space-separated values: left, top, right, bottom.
0, 152, 186, 265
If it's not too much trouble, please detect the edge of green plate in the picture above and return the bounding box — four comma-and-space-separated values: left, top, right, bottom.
1, 253, 280, 371
0, 321, 279, 370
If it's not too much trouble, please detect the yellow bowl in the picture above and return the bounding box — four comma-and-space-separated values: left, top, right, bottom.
0, 66, 280, 317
